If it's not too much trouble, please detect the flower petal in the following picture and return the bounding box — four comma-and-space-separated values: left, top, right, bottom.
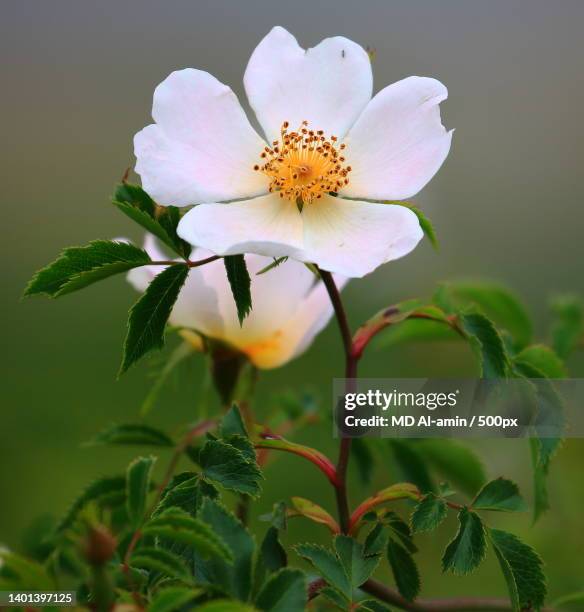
342, 76, 452, 201
134, 69, 267, 206
244, 26, 373, 142
177, 193, 306, 260
300, 196, 424, 277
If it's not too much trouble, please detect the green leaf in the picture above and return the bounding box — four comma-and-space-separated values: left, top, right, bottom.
196, 498, 255, 601
472, 478, 527, 512
197, 601, 257, 612
386, 538, 420, 601
131, 547, 191, 581
381, 512, 417, 555
357, 599, 393, 611
550, 295, 583, 359
411, 493, 447, 533
120, 263, 189, 374
351, 438, 375, 485
87, 423, 174, 447
200, 439, 262, 497
290, 497, 340, 534
222, 404, 249, 439
397, 203, 438, 250
437, 281, 533, 349
256, 257, 289, 275
260, 527, 287, 573
442, 508, 486, 575
126, 455, 156, 526
0, 551, 54, 590
113, 183, 190, 258
57, 476, 126, 531
364, 523, 389, 557
552, 591, 584, 609
335, 535, 381, 589
416, 439, 486, 496
256, 568, 307, 612
489, 528, 546, 611
460, 312, 510, 378
295, 543, 350, 600
143, 507, 233, 562
387, 440, 435, 494
374, 317, 457, 349
224, 255, 252, 324
153, 473, 201, 517
148, 586, 201, 612
319, 587, 349, 609
514, 345, 567, 378
24, 240, 151, 298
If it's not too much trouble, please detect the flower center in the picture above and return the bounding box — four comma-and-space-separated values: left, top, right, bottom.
253, 121, 352, 209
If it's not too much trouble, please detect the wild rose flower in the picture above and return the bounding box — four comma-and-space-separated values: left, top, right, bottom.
126, 236, 347, 369
134, 26, 452, 278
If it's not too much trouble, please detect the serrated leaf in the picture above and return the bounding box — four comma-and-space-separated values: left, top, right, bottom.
148, 586, 201, 612
143, 507, 232, 562
126, 455, 156, 526
224, 255, 252, 324
24, 240, 151, 298
550, 295, 583, 359
57, 476, 126, 531
222, 405, 249, 439
196, 498, 255, 601
256, 256, 289, 275
256, 568, 307, 612
87, 423, 174, 447
335, 535, 380, 589
319, 586, 349, 609
290, 497, 340, 534
295, 543, 350, 600
460, 312, 510, 378
442, 508, 486, 575
364, 523, 389, 557
489, 528, 546, 611
386, 538, 420, 601
514, 345, 567, 379
260, 527, 287, 574
153, 473, 199, 517
113, 183, 190, 258
416, 439, 486, 496
472, 478, 527, 512
120, 263, 189, 374
200, 439, 262, 497
438, 281, 533, 349
411, 493, 447, 533
131, 547, 191, 580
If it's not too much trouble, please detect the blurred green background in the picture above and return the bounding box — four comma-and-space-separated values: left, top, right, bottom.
2, 0, 583, 604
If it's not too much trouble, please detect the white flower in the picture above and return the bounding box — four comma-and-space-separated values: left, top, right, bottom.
134, 26, 452, 278
126, 235, 347, 369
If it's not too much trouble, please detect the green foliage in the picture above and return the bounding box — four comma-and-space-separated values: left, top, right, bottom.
387, 440, 435, 493
57, 475, 126, 531
295, 543, 351, 601
514, 344, 567, 378
143, 507, 233, 562
259, 527, 287, 574
0, 551, 54, 590
112, 182, 191, 258
256, 256, 289, 275
88, 423, 174, 447
411, 493, 447, 533
472, 478, 527, 512
148, 586, 201, 612
222, 404, 249, 438
290, 497, 339, 533
386, 538, 420, 601
24, 240, 151, 298
460, 312, 510, 378
197, 601, 256, 612
255, 568, 307, 612
196, 498, 255, 601
436, 281, 533, 349
400, 203, 439, 250
120, 263, 189, 374
442, 508, 486, 575
335, 535, 381, 590
224, 255, 252, 324
126, 455, 156, 526
550, 295, 583, 359
200, 439, 262, 497
489, 528, 546, 611
130, 546, 191, 581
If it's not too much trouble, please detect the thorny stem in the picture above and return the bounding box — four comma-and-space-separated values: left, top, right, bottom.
317, 268, 357, 534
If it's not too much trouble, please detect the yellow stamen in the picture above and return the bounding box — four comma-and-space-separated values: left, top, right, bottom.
253, 121, 351, 207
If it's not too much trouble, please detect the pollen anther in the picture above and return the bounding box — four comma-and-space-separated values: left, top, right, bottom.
253, 121, 351, 207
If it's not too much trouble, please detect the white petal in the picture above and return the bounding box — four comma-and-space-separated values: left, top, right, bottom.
177, 193, 306, 260
244, 26, 373, 142
134, 69, 267, 206
342, 76, 452, 201
301, 196, 424, 277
